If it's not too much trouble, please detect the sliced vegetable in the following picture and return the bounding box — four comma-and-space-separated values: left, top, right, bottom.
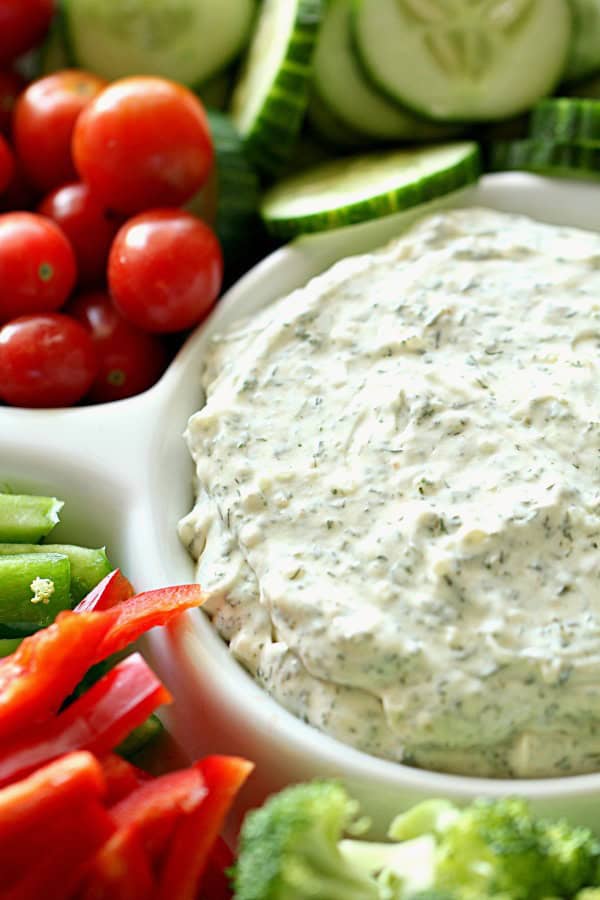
156, 756, 254, 900
230, 0, 323, 176
63, 0, 256, 87
0, 610, 113, 739
351, 0, 572, 122
314, 0, 457, 141
488, 138, 600, 179
75, 567, 134, 613
564, 0, 600, 82
0, 543, 113, 605
306, 92, 370, 150
0, 552, 71, 630
78, 824, 155, 900
530, 97, 600, 145
117, 712, 164, 760
0, 584, 205, 739
261, 142, 481, 238
100, 752, 151, 805
0, 492, 63, 543
199, 837, 235, 900
0, 653, 172, 787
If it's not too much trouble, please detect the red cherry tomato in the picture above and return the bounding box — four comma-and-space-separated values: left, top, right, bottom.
0, 134, 14, 194
38, 182, 121, 287
13, 70, 107, 193
67, 291, 167, 402
0, 212, 77, 323
73, 77, 213, 215
108, 209, 223, 333
0, 0, 54, 66
0, 70, 25, 135
0, 313, 97, 407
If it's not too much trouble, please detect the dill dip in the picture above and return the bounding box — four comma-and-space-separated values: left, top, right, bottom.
180, 207, 600, 778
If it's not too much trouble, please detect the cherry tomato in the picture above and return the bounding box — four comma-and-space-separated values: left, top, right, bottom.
0, 212, 77, 323
38, 182, 121, 287
67, 291, 167, 402
108, 209, 223, 333
73, 77, 213, 215
0, 134, 14, 194
0, 70, 24, 135
0, 313, 97, 407
13, 70, 107, 193
0, 0, 54, 66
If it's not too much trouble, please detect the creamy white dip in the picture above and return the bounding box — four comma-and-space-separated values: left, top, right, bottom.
179, 207, 600, 778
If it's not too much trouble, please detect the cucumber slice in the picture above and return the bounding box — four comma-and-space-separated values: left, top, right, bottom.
564, 0, 600, 82
261, 141, 481, 239
63, 0, 256, 87
314, 0, 458, 141
230, 0, 324, 177
530, 98, 600, 145
352, 0, 572, 122
488, 139, 600, 179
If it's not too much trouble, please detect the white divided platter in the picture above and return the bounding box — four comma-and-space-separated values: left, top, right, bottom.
3, 173, 600, 837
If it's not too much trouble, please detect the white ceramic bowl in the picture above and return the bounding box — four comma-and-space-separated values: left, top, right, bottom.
3, 173, 600, 837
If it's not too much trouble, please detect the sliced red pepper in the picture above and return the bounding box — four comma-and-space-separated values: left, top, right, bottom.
110, 765, 207, 860
0, 751, 106, 867
100, 753, 152, 806
198, 837, 235, 900
96, 584, 206, 659
0, 654, 172, 787
155, 756, 253, 900
0, 611, 112, 740
78, 824, 155, 900
75, 568, 135, 612
0, 584, 202, 743
5, 798, 114, 900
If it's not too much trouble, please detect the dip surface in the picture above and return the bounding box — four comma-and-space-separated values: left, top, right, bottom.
180, 207, 600, 778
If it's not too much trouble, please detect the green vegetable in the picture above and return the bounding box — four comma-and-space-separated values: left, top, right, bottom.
233, 781, 379, 900
0, 637, 22, 657
0, 552, 72, 630
62, 0, 256, 87
230, 0, 324, 177
260, 142, 481, 239
488, 138, 600, 179
117, 713, 164, 760
0, 543, 111, 604
351, 0, 572, 122
530, 98, 600, 145
564, 0, 600, 82
234, 784, 600, 900
0, 493, 63, 543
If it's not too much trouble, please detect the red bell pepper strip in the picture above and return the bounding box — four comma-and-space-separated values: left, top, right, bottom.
110, 765, 207, 859
198, 837, 235, 900
0, 653, 172, 788
155, 756, 254, 900
100, 753, 152, 806
78, 824, 155, 900
0, 584, 203, 742
95, 584, 207, 660
75, 568, 135, 613
5, 798, 114, 900
0, 611, 113, 740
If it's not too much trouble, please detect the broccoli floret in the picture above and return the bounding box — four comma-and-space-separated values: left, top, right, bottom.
232, 780, 382, 900
391, 797, 600, 900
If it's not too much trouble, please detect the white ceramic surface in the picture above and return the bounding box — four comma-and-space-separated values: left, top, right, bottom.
3, 173, 600, 837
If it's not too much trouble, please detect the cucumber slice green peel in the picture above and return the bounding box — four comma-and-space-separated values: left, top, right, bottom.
314, 0, 459, 141
530, 98, 600, 145
230, 0, 324, 177
488, 139, 600, 180
351, 0, 572, 122
564, 0, 600, 82
261, 141, 481, 239
63, 0, 256, 87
